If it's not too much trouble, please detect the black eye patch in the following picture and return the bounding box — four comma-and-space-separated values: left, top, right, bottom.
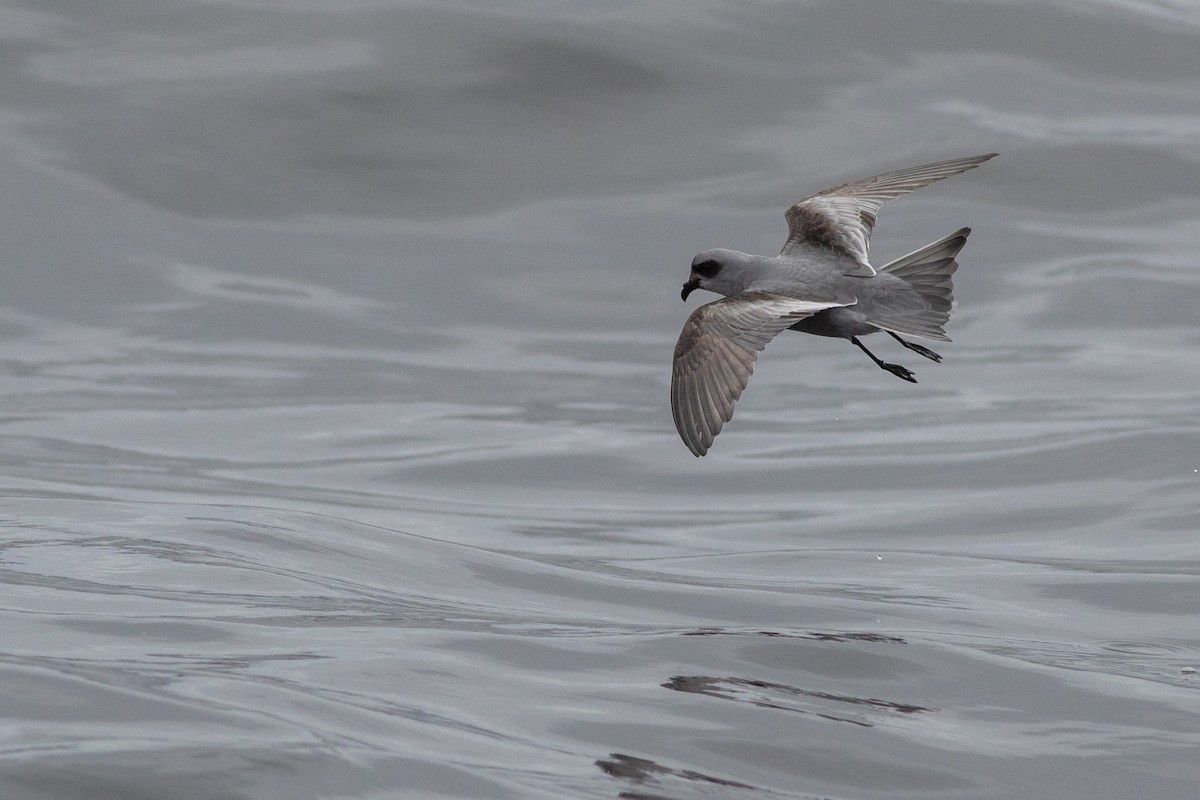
693, 260, 721, 278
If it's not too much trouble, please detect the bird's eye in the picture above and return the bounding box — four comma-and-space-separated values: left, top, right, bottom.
694, 260, 721, 278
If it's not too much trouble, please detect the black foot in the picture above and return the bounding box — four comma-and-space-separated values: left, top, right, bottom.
903, 342, 941, 362
881, 362, 918, 383
887, 332, 942, 362
852, 336, 918, 384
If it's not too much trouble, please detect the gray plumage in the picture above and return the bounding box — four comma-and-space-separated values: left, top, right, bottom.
672, 153, 996, 457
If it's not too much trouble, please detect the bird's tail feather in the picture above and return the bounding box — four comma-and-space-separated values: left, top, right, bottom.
869, 227, 969, 341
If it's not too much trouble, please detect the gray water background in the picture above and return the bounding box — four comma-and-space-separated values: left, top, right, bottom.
2, 1, 1199, 798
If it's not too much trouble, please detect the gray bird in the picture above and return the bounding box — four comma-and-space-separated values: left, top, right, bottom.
672, 153, 996, 456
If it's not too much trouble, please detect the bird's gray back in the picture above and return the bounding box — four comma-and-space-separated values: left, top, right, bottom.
748, 253, 936, 332
744, 253, 868, 306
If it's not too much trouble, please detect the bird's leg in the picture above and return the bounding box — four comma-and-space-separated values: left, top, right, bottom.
852, 337, 917, 383
887, 332, 942, 363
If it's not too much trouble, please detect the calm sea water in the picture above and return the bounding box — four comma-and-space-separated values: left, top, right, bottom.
2, 1, 1199, 798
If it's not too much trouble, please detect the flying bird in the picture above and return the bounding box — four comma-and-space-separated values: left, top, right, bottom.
672, 152, 996, 456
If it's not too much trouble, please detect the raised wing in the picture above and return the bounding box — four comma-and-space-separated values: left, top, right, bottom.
781, 153, 996, 276
671, 292, 851, 456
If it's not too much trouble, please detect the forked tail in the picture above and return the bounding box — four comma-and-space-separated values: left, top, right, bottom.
871, 227, 970, 341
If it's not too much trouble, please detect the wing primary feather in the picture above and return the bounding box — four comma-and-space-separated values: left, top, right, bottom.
780, 153, 996, 274
670, 294, 849, 456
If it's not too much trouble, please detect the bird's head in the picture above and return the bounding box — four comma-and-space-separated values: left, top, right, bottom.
682, 249, 745, 301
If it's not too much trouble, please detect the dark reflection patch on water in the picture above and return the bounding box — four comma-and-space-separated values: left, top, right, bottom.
681, 629, 907, 644
597, 752, 758, 792
663, 675, 931, 726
